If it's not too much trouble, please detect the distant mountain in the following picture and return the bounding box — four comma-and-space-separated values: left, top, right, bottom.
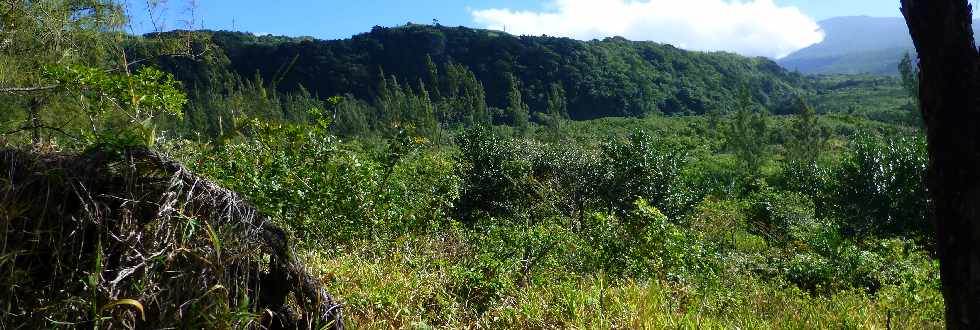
778, 16, 980, 75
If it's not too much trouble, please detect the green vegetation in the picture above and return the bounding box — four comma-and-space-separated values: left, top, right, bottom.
165, 107, 942, 328
1, 2, 943, 328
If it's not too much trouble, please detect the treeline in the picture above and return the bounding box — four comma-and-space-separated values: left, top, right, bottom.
132, 25, 808, 130
157, 54, 497, 139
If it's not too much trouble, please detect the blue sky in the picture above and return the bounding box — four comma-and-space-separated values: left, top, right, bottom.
127, 0, 905, 39
125, 0, 914, 58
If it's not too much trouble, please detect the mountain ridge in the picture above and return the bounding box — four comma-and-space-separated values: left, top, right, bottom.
139, 24, 809, 120
778, 16, 980, 75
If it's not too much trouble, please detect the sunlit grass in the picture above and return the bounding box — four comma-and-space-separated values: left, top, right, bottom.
305, 234, 944, 329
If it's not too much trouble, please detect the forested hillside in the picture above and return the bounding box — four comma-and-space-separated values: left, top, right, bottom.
136, 25, 807, 124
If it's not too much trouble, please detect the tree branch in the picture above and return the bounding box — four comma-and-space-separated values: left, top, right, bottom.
1, 124, 80, 141
0, 85, 58, 94
125, 49, 208, 69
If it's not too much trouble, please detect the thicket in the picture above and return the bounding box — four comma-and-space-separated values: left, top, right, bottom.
159, 100, 939, 326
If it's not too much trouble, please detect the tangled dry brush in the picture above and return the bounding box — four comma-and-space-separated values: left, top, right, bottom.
0, 146, 343, 329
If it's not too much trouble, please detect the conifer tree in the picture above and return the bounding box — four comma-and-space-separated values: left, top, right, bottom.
424, 55, 441, 101
333, 94, 370, 137
727, 90, 768, 176
546, 83, 568, 139
505, 74, 530, 135
787, 97, 829, 164
898, 52, 919, 102
1, 0, 125, 143
1, 0, 187, 145
416, 79, 438, 137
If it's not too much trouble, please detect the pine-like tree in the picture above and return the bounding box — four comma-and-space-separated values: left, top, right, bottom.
416, 79, 438, 137
727, 90, 768, 176
424, 54, 441, 101
546, 83, 568, 140
505, 74, 530, 135
787, 97, 829, 164
0, 0, 125, 143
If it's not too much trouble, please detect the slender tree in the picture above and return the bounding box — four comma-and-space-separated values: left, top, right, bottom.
787, 97, 829, 164
423, 54, 441, 101
333, 94, 370, 137
546, 83, 567, 140
898, 51, 920, 101
901, 1, 980, 328
727, 90, 768, 176
505, 73, 530, 135
898, 51, 924, 126
415, 79, 438, 138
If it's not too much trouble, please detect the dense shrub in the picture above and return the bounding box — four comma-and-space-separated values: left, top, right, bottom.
455, 129, 534, 219
686, 198, 746, 249
600, 131, 694, 218
457, 128, 703, 222
457, 126, 607, 222
777, 159, 836, 218
776, 133, 929, 244
831, 135, 929, 242
776, 238, 938, 294
583, 200, 719, 282
746, 189, 821, 247
195, 120, 461, 244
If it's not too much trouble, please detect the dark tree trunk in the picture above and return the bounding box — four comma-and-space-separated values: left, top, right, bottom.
901, 1, 980, 328
28, 97, 41, 145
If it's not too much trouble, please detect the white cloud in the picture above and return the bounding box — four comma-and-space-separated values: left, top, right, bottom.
471, 0, 824, 58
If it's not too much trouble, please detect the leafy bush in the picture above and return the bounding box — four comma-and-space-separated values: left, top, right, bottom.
687, 198, 746, 249
196, 119, 460, 244
386, 149, 462, 232
455, 126, 528, 220
600, 131, 693, 218
831, 134, 929, 242
777, 159, 836, 218
584, 200, 718, 282
778, 238, 938, 295
448, 252, 512, 315
746, 189, 822, 247
456, 126, 605, 222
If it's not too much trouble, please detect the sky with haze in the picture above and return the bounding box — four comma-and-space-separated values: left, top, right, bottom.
125, 0, 961, 59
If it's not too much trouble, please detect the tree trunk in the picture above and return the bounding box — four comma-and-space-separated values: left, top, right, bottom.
901, 1, 980, 328
29, 97, 41, 145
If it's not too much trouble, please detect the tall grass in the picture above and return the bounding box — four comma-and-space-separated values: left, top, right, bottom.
305, 233, 944, 329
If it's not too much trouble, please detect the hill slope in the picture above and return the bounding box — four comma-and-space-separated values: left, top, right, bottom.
778, 16, 980, 75
141, 25, 809, 120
